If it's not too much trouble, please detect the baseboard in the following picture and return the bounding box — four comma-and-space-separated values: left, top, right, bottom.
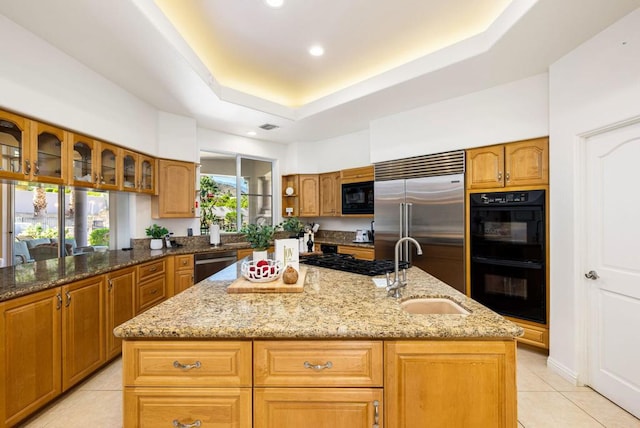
547, 356, 582, 386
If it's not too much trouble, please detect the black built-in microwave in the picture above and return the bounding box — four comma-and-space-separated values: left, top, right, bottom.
341, 181, 374, 215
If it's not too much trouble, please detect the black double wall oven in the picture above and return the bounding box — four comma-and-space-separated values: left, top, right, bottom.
469, 190, 546, 324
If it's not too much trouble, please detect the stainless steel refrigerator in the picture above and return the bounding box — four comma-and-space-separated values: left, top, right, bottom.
374, 153, 465, 292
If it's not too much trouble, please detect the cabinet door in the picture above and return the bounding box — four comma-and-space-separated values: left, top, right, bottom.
68, 133, 97, 188
62, 276, 106, 391
125, 387, 252, 428
504, 138, 549, 186
0, 288, 61, 427
97, 141, 121, 190
136, 276, 167, 314
385, 340, 517, 428
138, 154, 156, 194
31, 121, 67, 184
106, 267, 136, 359
153, 160, 195, 218
0, 109, 31, 180
299, 174, 319, 217
122, 150, 137, 191
175, 270, 194, 294
319, 172, 341, 216
254, 388, 382, 428
466, 145, 504, 189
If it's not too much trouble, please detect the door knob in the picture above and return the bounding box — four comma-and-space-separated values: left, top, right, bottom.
585, 270, 599, 280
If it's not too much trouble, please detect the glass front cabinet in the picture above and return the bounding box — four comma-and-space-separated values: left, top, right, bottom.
122, 150, 155, 194
68, 135, 121, 190
0, 109, 29, 180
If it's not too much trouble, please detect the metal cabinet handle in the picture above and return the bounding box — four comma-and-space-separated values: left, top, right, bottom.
585, 270, 599, 280
372, 400, 380, 428
56, 293, 62, 310
173, 360, 201, 370
24, 160, 31, 175
94, 173, 100, 184
149, 266, 158, 272
33, 161, 39, 175
108, 279, 113, 291
303, 361, 333, 371
65, 291, 71, 307
505, 171, 510, 182
173, 420, 201, 428
497, 171, 503, 181
150, 289, 158, 295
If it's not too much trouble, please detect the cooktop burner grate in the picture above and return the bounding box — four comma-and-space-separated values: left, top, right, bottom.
300, 253, 408, 276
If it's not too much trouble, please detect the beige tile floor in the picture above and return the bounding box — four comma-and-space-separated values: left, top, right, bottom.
22, 345, 640, 427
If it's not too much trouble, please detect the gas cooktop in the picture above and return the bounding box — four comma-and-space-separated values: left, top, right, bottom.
300, 253, 408, 276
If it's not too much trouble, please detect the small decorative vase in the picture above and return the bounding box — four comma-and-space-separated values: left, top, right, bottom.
149, 238, 163, 250
253, 250, 268, 261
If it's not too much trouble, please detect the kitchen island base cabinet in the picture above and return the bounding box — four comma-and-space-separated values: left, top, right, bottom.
254, 388, 383, 428
124, 387, 252, 428
385, 340, 517, 428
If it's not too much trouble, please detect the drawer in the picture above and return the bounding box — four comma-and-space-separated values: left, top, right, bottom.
124, 387, 252, 428
136, 276, 166, 313
137, 259, 166, 281
123, 341, 252, 387
254, 340, 383, 387
175, 254, 193, 271
337, 245, 375, 261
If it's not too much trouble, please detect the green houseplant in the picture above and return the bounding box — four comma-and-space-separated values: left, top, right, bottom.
281, 217, 304, 237
145, 224, 169, 249
240, 223, 282, 260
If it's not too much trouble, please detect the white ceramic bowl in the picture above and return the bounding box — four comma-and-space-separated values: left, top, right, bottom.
241, 259, 283, 282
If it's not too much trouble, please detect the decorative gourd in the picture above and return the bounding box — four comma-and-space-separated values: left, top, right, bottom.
282, 266, 299, 284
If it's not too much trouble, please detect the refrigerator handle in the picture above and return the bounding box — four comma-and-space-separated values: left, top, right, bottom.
405, 203, 413, 264
399, 203, 404, 239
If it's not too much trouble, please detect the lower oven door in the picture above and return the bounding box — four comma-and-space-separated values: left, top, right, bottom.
470, 257, 546, 324
194, 251, 238, 283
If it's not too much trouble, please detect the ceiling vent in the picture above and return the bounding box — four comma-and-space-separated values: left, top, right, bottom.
259, 123, 279, 130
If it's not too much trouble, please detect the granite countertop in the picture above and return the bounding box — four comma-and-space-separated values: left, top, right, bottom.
113, 263, 523, 340
0, 244, 245, 302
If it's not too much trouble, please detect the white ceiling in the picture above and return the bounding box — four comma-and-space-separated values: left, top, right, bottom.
0, 0, 639, 144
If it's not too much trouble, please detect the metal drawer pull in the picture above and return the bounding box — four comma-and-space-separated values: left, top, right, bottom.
150, 289, 158, 295
149, 266, 158, 272
173, 360, 202, 370
303, 361, 333, 371
173, 420, 201, 428
65, 291, 72, 307
373, 400, 380, 428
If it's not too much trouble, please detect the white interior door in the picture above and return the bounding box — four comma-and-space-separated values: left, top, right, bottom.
585, 121, 640, 418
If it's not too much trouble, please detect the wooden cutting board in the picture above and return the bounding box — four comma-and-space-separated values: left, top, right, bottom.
227, 267, 307, 293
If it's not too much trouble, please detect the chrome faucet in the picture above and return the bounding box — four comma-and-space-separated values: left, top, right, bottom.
386, 237, 422, 298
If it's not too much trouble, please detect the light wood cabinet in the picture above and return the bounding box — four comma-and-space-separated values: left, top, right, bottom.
123, 341, 253, 428
122, 150, 156, 194
299, 174, 319, 217
68, 135, 122, 190
340, 165, 374, 184
385, 340, 517, 428
0, 109, 31, 181
338, 245, 375, 261
28, 121, 68, 184
0, 288, 61, 428
173, 254, 194, 295
61, 276, 106, 391
106, 267, 136, 359
319, 171, 341, 216
135, 259, 167, 314
466, 137, 548, 189
254, 388, 383, 428
281, 174, 300, 217
152, 159, 196, 218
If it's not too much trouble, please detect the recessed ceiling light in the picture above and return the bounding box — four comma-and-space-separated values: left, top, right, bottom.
247, 131, 257, 136
308, 45, 324, 57
264, 0, 284, 8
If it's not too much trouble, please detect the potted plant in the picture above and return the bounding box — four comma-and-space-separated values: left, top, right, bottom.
145, 224, 169, 250
281, 217, 305, 238
240, 223, 281, 261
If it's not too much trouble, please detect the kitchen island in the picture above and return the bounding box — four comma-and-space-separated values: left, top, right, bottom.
115, 262, 522, 428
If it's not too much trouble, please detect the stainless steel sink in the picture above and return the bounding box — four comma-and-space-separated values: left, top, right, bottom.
400, 298, 470, 315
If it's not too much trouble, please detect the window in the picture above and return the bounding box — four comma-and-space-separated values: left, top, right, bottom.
199, 152, 274, 234
9, 182, 111, 265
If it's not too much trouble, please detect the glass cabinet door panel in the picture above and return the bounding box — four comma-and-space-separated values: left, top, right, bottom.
35, 124, 64, 182
140, 157, 154, 192
72, 140, 94, 184
0, 110, 28, 178
100, 144, 118, 189
122, 152, 136, 190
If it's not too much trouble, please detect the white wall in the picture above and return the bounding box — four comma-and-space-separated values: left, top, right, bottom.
548, 8, 640, 382
291, 130, 371, 173
369, 74, 549, 162
0, 14, 158, 154
157, 111, 198, 162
